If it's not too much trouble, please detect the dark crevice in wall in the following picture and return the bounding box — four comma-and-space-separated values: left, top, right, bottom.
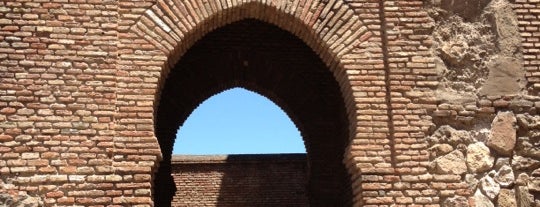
378, 1, 397, 168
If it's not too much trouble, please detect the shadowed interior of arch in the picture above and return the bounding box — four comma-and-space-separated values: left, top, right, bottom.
173, 87, 306, 155
154, 19, 352, 206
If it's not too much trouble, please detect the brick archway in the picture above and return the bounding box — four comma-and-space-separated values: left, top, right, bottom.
116, 0, 393, 205
155, 19, 352, 206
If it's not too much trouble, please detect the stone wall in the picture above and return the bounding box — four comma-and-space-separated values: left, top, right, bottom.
422, 0, 540, 206
0, 0, 538, 206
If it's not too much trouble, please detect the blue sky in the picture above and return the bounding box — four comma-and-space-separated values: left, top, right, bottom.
173, 88, 306, 155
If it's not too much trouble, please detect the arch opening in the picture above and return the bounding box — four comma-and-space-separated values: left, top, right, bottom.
154, 19, 352, 206
173, 87, 305, 155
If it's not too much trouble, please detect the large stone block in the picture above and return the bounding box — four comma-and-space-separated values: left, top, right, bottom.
479, 57, 525, 96
487, 111, 517, 156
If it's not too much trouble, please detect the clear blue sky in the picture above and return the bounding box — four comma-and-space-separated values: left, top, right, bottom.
173, 88, 305, 155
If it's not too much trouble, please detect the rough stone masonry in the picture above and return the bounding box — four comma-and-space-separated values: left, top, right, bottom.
0, 0, 539, 206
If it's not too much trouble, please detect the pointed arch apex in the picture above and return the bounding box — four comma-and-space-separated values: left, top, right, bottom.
129, 0, 372, 72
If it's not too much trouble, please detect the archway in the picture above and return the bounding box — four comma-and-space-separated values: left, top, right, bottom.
154, 19, 351, 206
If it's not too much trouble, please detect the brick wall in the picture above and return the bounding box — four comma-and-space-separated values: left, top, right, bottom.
0, 0, 539, 206
513, 0, 540, 93
170, 154, 308, 207
0, 0, 119, 206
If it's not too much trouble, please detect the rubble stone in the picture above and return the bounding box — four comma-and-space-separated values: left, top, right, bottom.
494, 164, 515, 187
429, 125, 474, 147
442, 195, 469, 207
516, 186, 532, 207
512, 155, 540, 171
470, 189, 494, 207
432, 150, 468, 175
516, 137, 540, 159
480, 174, 500, 200
496, 189, 516, 207
529, 177, 540, 192
429, 143, 454, 159
494, 157, 510, 170
465, 174, 480, 192
466, 142, 495, 173
487, 111, 517, 156
516, 173, 530, 186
